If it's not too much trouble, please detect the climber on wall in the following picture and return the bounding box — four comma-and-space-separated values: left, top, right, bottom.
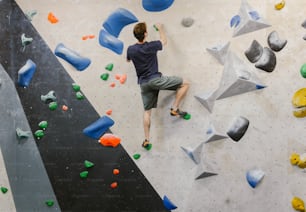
126, 22, 190, 148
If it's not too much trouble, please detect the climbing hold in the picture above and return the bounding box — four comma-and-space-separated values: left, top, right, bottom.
21, 33, 33, 51
255, 47, 277, 72
106, 109, 112, 115
98, 29, 124, 55
292, 88, 306, 118
83, 116, 115, 140
82, 35, 89, 40
1, 187, 8, 194
267, 31, 287, 52
181, 17, 194, 27
16, 128, 31, 139
76, 91, 85, 100
110, 82, 116, 87
25, 10, 37, 21
103, 8, 138, 38
38, 121, 48, 130
72, 83, 81, 92
84, 160, 94, 168
302, 19, 306, 29
153, 24, 159, 31
34, 130, 44, 139
100, 73, 109, 81
62, 105, 68, 111
163, 195, 177, 210
244, 40, 263, 63
248, 11, 260, 20
49, 101, 58, 111
144, 143, 152, 151
292, 197, 305, 212
99, 133, 121, 147
113, 169, 120, 175
45, 200, 54, 207
105, 63, 114, 71
41, 90, 56, 103
227, 116, 249, 142
17, 59, 37, 87
300, 64, 306, 78
206, 42, 230, 65
275, 0, 285, 10
183, 113, 191, 120
142, 0, 175, 12
48, 12, 59, 24
230, 15, 240, 28
290, 153, 306, 169
54, 43, 91, 71
115, 74, 121, 80
119, 74, 127, 84
133, 154, 141, 160
246, 168, 265, 188
80, 171, 89, 178
110, 182, 118, 189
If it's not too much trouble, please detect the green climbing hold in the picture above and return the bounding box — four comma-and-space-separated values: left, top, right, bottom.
38, 121, 48, 130
100, 73, 109, 81
1, 187, 8, 194
34, 130, 44, 139
144, 143, 152, 151
133, 153, 141, 160
45, 200, 54, 207
49, 101, 58, 110
84, 160, 94, 168
16, 128, 31, 139
105, 63, 114, 71
72, 83, 81, 92
300, 63, 306, 78
80, 171, 89, 178
183, 113, 191, 120
76, 91, 85, 100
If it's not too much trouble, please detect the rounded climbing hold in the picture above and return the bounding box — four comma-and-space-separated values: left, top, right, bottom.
133, 153, 141, 160
84, 160, 94, 168
110, 182, 118, 189
300, 64, 306, 78
49, 101, 58, 110
80, 171, 89, 178
38, 121, 48, 130
105, 63, 114, 71
45, 200, 54, 207
76, 91, 85, 100
113, 169, 120, 175
72, 83, 81, 92
1, 187, 8, 194
100, 73, 109, 81
34, 130, 44, 139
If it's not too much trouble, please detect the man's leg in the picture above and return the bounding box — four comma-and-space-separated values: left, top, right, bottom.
143, 109, 152, 143
172, 79, 190, 110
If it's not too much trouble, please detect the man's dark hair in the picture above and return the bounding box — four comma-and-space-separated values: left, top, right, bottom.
133, 22, 147, 42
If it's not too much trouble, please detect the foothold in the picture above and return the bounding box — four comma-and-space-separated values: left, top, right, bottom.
17, 59, 37, 87
99, 133, 121, 147
206, 42, 231, 65
144, 143, 152, 151
292, 88, 306, 118
83, 116, 115, 140
300, 64, 306, 78
267, 31, 287, 52
48, 12, 59, 24
54, 43, 91, 71
41, 90, 56, 103
113, 169, 120, 175
105, 63, 114, 71
292, 197, 305, 212
21, 33, 33, 51
290, 153, 306, 169
133, 153, 141, 160
45, 200, 54, 207
38, 121, 48, 130
183, 113, 191, 120
1, 187, 8, 194
34, 130, 44, 139
103, 8, 138, 37
72, 83, 81, 92
110, 182, 118, 189
255, 47, 277, 72
227, 116, 249, 142
100, 73, 109, 81
246, 168, 265, 188
82, 35, 89, 40
248, 10, 260, 20
275, 0, 285, 10
181, 17, 194, 27
204, 122, 228, 143
76, 91, 85, 100
80, 171, 89, 178
181, 142, 204, 164
163, 195, 177, 210
49, 101, 58, 111
110, 82, 116, 87
84, 160, 94, 168
302, 19, 306, 29
119, 74, 127, 84
62, 105, 68, 111
230, 15, 240, 28
16, 128, 31, 139
106, 109, 112, 115
244, 40, 263, 63
98, 29, 124, 55
25, 10, 37, 21
142, 0, 175, 12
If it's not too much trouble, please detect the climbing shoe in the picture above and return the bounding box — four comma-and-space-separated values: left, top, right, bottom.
142, 139, 152, 150
170, 108, 187, 117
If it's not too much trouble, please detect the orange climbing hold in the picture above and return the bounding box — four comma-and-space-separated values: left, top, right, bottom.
113, 168, 120, 175
99, 133, 121, 147
119, 74, 127, 84
82, 35, 89, 40
110, 82, 116, 87
115, 74, 121, 80
106, 109, 112, 115
110, 182, 118, 189
62, 105, 68, 111
88, 34, 95, 39
48, 12, 59, 24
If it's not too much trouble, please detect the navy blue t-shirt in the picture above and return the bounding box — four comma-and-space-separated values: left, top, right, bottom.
127, 40, 162, 84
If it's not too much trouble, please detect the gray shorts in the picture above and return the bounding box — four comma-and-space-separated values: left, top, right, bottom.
140, 76, 183, 110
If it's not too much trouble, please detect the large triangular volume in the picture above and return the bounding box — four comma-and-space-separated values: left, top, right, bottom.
215, 51, 266, 100
233, 0, 271, 37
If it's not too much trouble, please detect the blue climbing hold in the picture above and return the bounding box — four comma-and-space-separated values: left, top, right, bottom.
54, 43, 91, 71
17, 59, 37, 87
230, 15, 240, 28
256, 84, 266, 90
163, 195, 177, 210
83, 116, 115, 140
246, 168, 265, 188
99, 29, 124, 55
142, 0, 175, 12
249, 11, 260, 20
103, 8, 138, 38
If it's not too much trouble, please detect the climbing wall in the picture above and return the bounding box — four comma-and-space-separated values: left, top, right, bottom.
3, 0, 306, 211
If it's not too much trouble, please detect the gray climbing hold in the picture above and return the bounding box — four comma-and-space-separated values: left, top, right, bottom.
227, 116, 249, 142
16, 128, 31, 139
21, 33, 33, 51
205, 122, 228, 143
194, 90, 217, 113
181, 142, 204, 165
267, 31, 287, 52
194, 161, 218, 180
255, 47, 276, 72
25, 10, 37, 21
41, 90, 56, 103
244, 40, 263, 63
206, 42, 230, 65
302, 19, 306, 28
181, 17, 194, 27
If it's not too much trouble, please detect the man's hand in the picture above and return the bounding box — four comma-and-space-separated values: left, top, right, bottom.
154, 23, 167, 46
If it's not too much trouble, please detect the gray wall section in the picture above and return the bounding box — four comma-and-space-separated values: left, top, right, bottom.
0, 64, 60, 211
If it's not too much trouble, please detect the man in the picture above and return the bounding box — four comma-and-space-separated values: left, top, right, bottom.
126, 22, 189, 148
